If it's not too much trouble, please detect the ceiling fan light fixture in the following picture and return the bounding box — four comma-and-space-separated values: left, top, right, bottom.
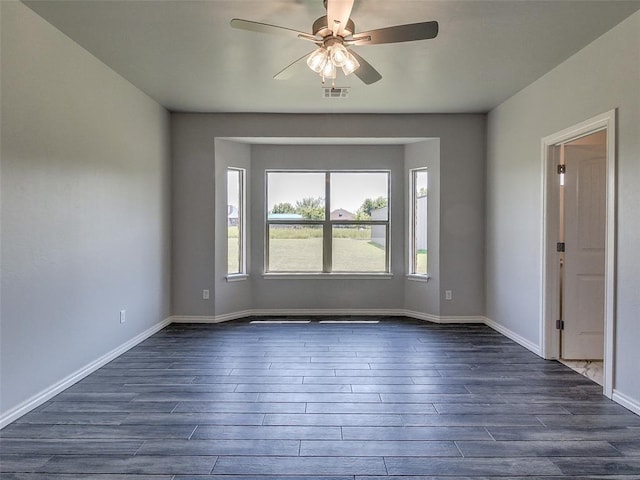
307, 47, 329, 73
341, 50, 360, 76
232, 0, 439, 86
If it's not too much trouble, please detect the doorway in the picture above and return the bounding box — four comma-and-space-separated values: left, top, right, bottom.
541, 110, 616, 398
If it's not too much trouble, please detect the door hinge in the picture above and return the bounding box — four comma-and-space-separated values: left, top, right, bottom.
556, 320, 565, 330
557, 164, 566, 174
556, 242, 565, 252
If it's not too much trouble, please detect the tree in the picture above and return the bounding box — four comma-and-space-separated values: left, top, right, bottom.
356, 196, 388, 220
271, 202, 296, 214
295, 197, 325, 220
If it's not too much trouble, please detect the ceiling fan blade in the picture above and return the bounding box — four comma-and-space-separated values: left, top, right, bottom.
351, 21, 439, 46
274, 53, 311, 80
230, 19, 317, 42
349, 51, 382, 85
325, 0, 355, 36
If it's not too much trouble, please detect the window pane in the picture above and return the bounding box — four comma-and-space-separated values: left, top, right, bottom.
332, 225, 387, 272
227, 169, 241, 274
413, 170, 428, 275
331, 172, 389, 221
267, 172, 325, 220
268, 225, 323, 272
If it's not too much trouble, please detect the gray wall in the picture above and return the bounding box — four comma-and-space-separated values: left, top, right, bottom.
404, 140, 442, 316
171, 114, 486, 318
1, 2, 171, 418
214, 140, 252, 316
486, 12, 640, 403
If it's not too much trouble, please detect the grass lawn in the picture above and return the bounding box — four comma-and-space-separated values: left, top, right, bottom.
415, 251, 428, 275
228, 225, 427, 274
268, 237, 386, 272
228, 226, 240, 273
268, 237, 324, 271
332, 238, 385, 272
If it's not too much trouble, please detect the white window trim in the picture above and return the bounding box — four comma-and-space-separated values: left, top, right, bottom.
265, 169, 391, 275
406, 273, 430, 282
263, 273, 393, 280
227, 167, 246, 276
225, 273, 249, 282
409, 167, 428, 278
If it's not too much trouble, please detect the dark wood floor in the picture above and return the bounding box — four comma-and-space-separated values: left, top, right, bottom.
2, 317, 640, 479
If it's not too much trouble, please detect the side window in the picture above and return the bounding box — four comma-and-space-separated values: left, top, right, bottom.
227, 168, 245, 275
410, 168, 428, 276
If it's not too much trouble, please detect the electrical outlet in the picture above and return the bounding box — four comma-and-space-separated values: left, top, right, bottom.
202, 289, 210, 300
120, 310, 126, 323
445, 290, 453, 301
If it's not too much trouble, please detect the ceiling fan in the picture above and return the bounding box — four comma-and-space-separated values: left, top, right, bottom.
230, 0, 438, 85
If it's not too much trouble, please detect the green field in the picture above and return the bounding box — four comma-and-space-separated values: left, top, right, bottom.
268, 237, 323, 271
227, 226, 427, 273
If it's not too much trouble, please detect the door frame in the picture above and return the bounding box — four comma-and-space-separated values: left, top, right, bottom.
540, 109, 616, 397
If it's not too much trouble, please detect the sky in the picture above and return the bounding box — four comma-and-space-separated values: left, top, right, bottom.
266, 171, 389, 213
227, 170, 391, 213
227, 169, 241, 208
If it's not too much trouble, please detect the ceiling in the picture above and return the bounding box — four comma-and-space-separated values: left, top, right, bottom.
23, 0, 640, 114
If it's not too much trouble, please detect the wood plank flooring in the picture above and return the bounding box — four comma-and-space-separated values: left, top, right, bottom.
2, 317, 640, 479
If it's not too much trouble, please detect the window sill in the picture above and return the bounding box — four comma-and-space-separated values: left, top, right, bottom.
226, 274, 249, 283
406, 274, 431, 283
262, 273, 394, 280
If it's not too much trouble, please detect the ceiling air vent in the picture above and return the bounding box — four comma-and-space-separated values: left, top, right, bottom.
323, 87, 350, 99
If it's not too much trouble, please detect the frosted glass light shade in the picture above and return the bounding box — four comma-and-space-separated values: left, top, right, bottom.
321, 58, 337, 79
330, 43, 349, 67
307, 47, 328, 73
341, 51, 360, 76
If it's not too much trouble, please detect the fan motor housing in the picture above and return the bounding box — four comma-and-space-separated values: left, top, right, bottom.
313, 15, 355, 38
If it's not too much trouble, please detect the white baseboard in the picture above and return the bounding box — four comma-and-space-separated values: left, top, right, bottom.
249, 308, 405, 318
171, 311, 252, 323
0, 317, 172, 430
483, 316, 542, 356
173, 309, 406, 323
170, 309, 487, 325
612, 389, 640, 416
405, 310, 486, 324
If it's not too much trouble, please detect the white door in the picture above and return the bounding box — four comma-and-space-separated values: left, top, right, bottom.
561, 136, 606, 359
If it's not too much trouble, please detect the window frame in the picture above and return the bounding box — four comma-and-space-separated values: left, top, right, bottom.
408, 167, 429, 279
226, 167, 247, 279
264, 169, 391, 276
